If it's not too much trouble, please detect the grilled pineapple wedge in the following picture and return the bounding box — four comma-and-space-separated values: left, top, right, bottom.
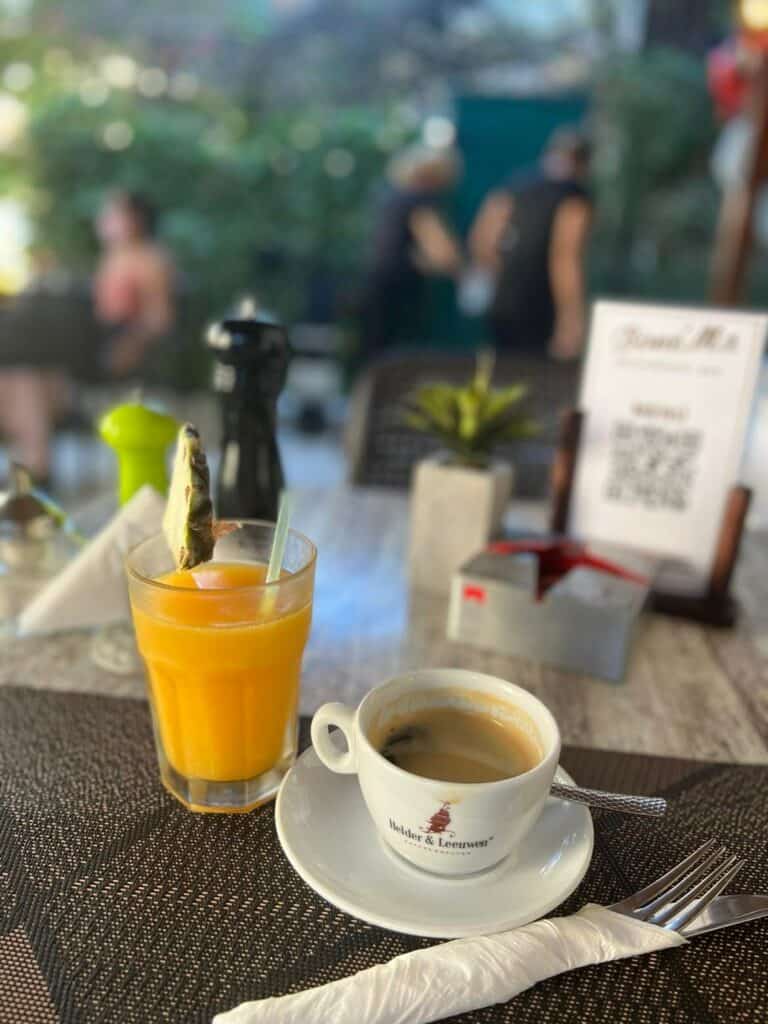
163, 423, 215, 569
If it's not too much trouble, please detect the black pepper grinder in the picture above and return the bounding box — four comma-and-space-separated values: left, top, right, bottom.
206, 300, 291, 520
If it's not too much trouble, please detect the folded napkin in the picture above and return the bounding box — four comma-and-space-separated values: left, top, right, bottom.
18, 485, 166, 635
213, 904, 684, 1024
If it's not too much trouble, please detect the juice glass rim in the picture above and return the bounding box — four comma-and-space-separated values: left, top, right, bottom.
125, 518, 317, 594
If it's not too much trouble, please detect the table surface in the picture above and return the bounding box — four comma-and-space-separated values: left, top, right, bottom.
2, 486, 768, 764
4, 687, 766, 1024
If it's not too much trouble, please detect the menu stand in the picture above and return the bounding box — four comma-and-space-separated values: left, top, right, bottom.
549, 409, 751, 627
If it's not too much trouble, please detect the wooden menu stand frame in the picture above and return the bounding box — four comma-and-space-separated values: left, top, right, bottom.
549, 409, 751, 628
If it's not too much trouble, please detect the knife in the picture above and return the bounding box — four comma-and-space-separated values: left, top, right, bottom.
682, 894, 768, 936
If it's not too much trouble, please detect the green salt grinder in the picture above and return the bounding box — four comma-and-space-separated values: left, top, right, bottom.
99, 402, 178, 506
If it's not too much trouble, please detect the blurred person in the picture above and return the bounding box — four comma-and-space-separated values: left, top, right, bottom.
359, 145, 463, 357
0, 248, 73, 484
94, 191, 175, 377
0, 194, 175, 484
0, 369, 69, 484
469, 128, 593, 360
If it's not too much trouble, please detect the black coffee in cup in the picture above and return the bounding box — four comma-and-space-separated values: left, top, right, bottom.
371, 703, 541, 784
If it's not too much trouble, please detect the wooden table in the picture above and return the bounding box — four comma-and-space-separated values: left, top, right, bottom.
2, 486, 768, 764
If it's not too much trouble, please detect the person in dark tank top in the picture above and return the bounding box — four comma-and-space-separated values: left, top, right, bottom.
469, 128, 593, 359
359, 146, 463, 357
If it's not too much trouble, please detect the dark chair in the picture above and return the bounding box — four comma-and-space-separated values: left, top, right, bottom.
346, 351, 580, 498
0, 281, 207, 390
0, 282, 99, 380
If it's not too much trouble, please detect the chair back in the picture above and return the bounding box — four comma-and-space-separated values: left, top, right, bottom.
346, 351, 580, 498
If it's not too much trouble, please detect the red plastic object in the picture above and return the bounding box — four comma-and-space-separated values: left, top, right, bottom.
487, 539, 648, 601
708, 39, 749, 119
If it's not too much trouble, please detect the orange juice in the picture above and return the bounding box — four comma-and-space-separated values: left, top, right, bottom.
131, 561, 312, 785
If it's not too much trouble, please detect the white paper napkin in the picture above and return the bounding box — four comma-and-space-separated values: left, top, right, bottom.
213, 904, 685, 1024
18, 485, 166, 635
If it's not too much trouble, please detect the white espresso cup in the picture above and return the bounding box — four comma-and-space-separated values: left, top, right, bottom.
311, 668, 561, 877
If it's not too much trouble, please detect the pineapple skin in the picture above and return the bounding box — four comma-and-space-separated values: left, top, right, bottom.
163, 423, 215, 570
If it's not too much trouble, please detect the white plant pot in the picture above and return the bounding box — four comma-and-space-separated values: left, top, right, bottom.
408, 456, 514, 594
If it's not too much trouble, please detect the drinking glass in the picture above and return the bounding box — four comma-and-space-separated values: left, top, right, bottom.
126, 521, 316, 813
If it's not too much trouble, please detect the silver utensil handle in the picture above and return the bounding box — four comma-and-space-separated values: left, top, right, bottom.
682, 893, 768, 936
551, 781, 667, 817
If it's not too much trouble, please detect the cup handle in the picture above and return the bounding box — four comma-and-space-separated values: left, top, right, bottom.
311, 703, 358, 774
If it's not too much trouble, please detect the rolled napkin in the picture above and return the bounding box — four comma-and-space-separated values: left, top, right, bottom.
18, 485, 165, 635
213, 904, 684, 1024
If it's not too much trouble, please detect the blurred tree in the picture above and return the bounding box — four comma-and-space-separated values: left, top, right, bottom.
13, 90, 403, 321
3, 0, 545, 327
645, 0, 728, 56
1, 0, 743, 329
240, 0, 545, 105
590, 48, 719, 298
4, 0, 575, 108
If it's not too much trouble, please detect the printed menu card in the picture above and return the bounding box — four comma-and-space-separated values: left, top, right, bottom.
570, 300, 767, 583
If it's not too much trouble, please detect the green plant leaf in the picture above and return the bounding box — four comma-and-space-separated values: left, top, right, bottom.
403, 360, 538, 463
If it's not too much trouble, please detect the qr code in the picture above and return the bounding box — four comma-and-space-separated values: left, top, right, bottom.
604, 421, 702, 511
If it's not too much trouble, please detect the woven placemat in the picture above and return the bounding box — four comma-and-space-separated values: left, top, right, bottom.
0, 686, 766, 1024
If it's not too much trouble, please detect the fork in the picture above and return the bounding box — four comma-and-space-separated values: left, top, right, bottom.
214, 841, 765, 1024
610, 836, 744, 934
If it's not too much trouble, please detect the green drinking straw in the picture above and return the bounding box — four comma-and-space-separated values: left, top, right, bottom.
266, 491, 294, 585
262, 492, 294, 616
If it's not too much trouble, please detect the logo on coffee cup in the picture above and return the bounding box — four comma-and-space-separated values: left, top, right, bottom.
388, 801, 495, 854
423, 801, 454, 836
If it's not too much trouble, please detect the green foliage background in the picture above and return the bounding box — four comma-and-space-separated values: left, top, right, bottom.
590, 48, 721, 302
3, 14, 761, 356
10, 90, 409, 322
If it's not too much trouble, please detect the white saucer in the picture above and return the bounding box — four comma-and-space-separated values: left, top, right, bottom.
275, 747, 594, 938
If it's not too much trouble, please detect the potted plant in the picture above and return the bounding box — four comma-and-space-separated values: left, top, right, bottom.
404, 352, 536, 593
